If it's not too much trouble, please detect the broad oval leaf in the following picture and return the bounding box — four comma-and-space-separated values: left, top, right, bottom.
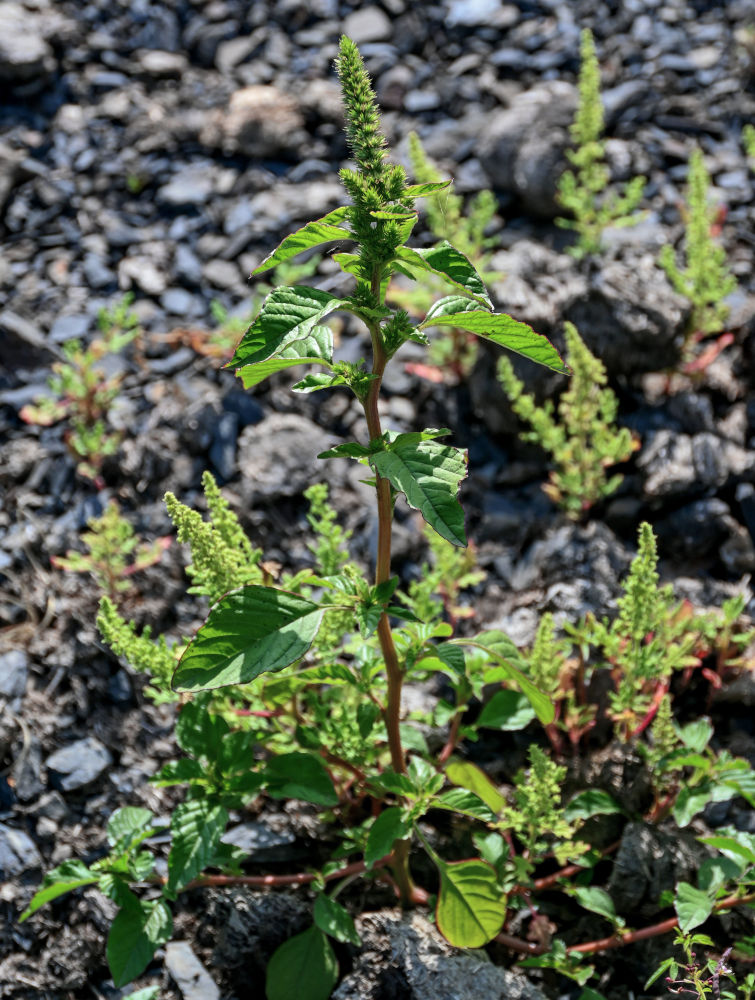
420, 307, 568, 374
365, 806, 410, 869
251, 207, 352, 276
237, 325, 334, 389
477, 690, 536, 731
167, 798, 228, 894
173, 586, 324, 692
313, 893, 361, 946
227, 286, 345, 369
674, 882, 714, 933
397, 243, 492, 309
107, 807, 155, 849
445, 760, 505, 815
564, 789, 622, 823
265, 752, 338, 807
574, 886, 617, 924
266, 926, 337, 1000
436, 858, 506, 948
107, 894, 173, 988
434, 788, 498, 823
371, 437, 468, 547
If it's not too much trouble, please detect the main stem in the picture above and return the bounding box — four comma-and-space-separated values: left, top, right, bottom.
361, 269, 416, 907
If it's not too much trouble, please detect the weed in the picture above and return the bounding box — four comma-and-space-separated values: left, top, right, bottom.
556, 28, 645, 258
498, 321, 638, 519
659, 147, 737, 339
21, 295, 140, 480
53, 501, 168, 603
22, 37, 755, 1000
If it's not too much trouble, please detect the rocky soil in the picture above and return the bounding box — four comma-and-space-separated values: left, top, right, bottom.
2, 0, 755, 998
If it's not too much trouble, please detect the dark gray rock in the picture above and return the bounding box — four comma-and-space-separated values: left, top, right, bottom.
221, 821, 297, 863
0, 649, 28, 707
564, 257, 688, 375
165, 941, 220, 1000
49, 314, 90, 344
209, 411, 238, 482
639, 431, 755, 498
334, 912, 546, 1000
0, 823, 42, 878
478, 82, 576, 216
12, 734, 44, 803
237, 414, 341, 500
46, 737, 113, 792
608, 821, 704, 919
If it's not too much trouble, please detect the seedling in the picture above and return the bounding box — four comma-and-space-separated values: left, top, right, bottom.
660, 147, 737, 342
556, 28, 645, 258
53, 501, 168, 603
498, 321, 638, 519
21, 295, 140, 480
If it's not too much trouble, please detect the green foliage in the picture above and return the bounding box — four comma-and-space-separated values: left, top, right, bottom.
97, 597, 179, 703
53, 501, 167, 603
404, 522, 485, 625
501, 746, 583, 865
498, 321, 638, 518
165, 470, 264, 602
659, 146, 737, 336
25, 35, 755, 998
20, 298, 139, 479
388, 132, 500, 378
556, 29, 645, 257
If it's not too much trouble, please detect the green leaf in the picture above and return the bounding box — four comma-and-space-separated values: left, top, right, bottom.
468, 630, 554, 725
699, 834, 755, 869
318, 441, 371, 460
107, 807, 155, 850
674, 882, 714, 933
291, 372, 348, 393
313, 893, 361, 946
574, 886, 617, 924
173, 586, 324, 692
421, 305, 568, 374
403, 180, 453, 198
371, 437, 467, 546
265, 752, 338, 807
676, 718, 714, 753
107, 894, 173, 988
251, 207, 352, 276
370, 209, 417, 220
435, 858, 506, 948
227, 286, 346, 369
175, 700, 230, 758
477, 690, 536, 731
397, 242, 492, 309
332, 252, 362, 278
434, 788, 498, 823
167, 798, 228, 894
152, 758, 204, 787
564, 789, 623, 823
357, 702, 380, 739
445, 760, 505, 815
365, 807, 410, 869
20, 860, 99, 920
265, 926, 337, 1000
237, 325, 334, 389
673, 784, 715, 828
